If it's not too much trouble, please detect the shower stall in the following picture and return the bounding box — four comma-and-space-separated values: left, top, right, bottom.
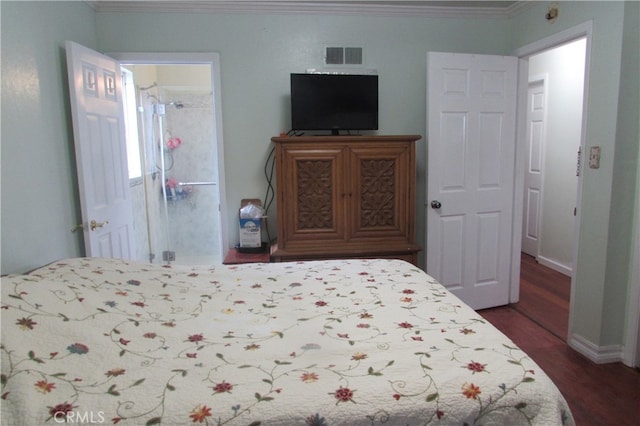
129, 65, 222, 265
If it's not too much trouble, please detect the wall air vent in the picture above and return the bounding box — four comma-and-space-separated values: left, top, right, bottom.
344, 47, 363, 65
324, 46, 364, 65
326, 47, 344, 64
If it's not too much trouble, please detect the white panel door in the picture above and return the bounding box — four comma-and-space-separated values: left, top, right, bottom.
522, 78, 547, 257
66, 41, 135, 259
427, 52, 518, 310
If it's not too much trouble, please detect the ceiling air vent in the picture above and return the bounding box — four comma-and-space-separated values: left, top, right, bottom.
325, 46, 364, 65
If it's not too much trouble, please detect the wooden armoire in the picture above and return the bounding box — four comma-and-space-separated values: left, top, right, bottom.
270, 135, 421, 265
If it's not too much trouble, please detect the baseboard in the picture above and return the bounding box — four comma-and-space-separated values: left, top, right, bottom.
568, 333, 623, 364
537, 255, 572, 277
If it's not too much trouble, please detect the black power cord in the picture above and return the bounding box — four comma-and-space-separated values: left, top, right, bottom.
262, 144, 276, 244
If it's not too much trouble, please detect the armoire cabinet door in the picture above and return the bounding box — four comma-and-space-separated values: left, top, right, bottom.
348, 144, 414, 242
277, 145, 346, 248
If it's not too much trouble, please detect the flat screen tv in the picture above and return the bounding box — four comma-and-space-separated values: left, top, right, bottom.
290, 73, 378, 134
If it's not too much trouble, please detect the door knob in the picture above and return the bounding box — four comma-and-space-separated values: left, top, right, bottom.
430, 200, 442, 209
90, 219, 109, 231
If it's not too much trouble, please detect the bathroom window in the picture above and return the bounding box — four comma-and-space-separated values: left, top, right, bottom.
121, 67, 142, 181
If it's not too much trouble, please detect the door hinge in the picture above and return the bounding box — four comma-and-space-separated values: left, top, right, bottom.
576, 147, 582, 177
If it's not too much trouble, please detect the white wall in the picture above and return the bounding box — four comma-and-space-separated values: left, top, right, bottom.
1, 1, 98, 273
528, 38, 586, 274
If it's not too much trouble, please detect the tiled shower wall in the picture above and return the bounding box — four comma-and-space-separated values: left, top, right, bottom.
132, 90, 221, 264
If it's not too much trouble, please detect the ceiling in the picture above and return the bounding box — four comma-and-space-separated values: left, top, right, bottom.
87, 1, 528, 18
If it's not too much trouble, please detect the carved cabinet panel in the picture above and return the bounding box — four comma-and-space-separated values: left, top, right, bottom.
271, 135, 421, 264
279, 146, 346, 244
348, 145, 412, 241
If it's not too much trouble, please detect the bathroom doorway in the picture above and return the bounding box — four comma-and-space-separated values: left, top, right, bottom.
116, 53, 227, 266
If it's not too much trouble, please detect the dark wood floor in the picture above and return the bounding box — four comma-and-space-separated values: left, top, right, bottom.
479, 254, 640, 426
516, 253, 571, 340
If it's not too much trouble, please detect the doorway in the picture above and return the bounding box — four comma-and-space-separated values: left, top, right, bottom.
114, 53, 228, 266
512, 22, 592, 340
521, 38, 587, 276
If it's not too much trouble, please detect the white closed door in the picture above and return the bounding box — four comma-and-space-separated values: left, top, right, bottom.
426, 52, 518, 310
66, 41, 135, 259
522, 78, 547, 257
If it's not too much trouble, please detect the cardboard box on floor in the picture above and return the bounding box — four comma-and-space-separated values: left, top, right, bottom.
239, 199, 263, 248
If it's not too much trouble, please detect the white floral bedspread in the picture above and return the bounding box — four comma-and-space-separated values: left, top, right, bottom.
1, 257, 573, 425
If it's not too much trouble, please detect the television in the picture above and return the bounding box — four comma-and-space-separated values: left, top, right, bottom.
290, 73, 378, 134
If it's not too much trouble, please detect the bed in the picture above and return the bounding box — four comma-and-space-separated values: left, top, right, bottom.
1, 257, 573, 425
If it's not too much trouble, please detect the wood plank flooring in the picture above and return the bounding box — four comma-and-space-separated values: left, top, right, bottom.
478, 254, 640, 426
516, 253, 571, 340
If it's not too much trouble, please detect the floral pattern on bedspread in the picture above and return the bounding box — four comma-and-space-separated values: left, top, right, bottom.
1, 258, 573, 425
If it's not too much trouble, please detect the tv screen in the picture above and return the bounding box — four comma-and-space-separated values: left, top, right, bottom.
290, 73, 378, 134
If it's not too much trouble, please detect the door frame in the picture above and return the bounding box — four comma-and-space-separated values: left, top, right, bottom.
512, 21, 593, 334
625, 138, 640, 367
108, 52, 229, 260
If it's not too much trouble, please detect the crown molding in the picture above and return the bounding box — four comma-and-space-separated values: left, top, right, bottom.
86, 1, 533, 19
